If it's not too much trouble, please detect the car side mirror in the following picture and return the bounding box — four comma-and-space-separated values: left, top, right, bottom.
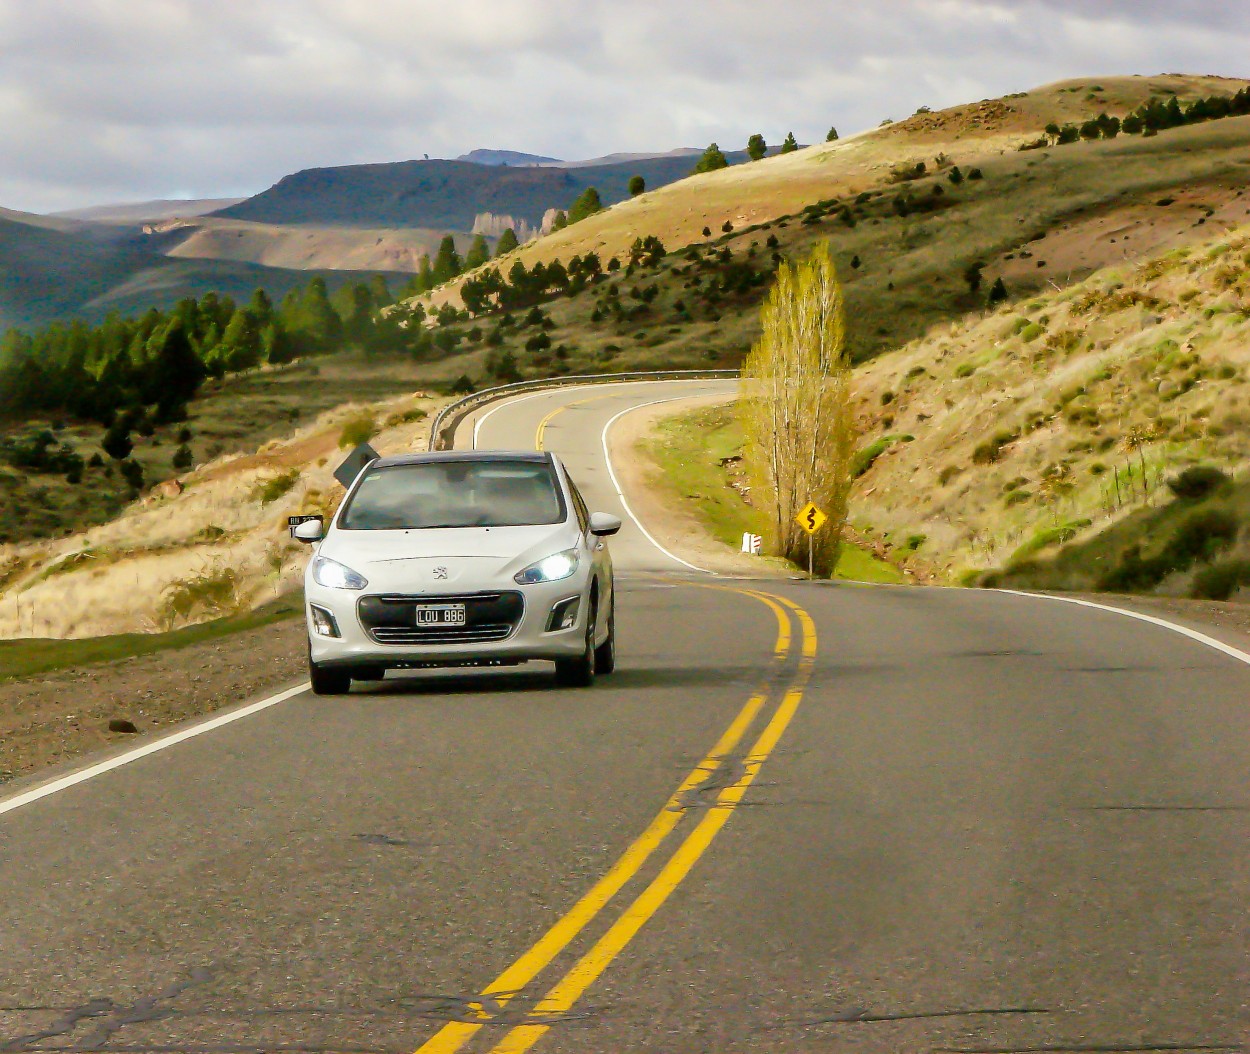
589, 512, 622, 537
293, 519, 325, 543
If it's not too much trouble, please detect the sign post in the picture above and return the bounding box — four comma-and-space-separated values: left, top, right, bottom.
795, 501, 828, 578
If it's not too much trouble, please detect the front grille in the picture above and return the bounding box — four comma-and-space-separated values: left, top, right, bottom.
370, 624, 514, 645
358, 591, 524, 647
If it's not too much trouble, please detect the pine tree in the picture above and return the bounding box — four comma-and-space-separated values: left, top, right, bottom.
368, 274, 393, 307
432, 235, 463, 284
987, 276, 1008, 305
416, 254, 435, 290
495, 228, 519, 256
746, 133, 767, 161
628, 175, 645, 196
826, 127, 839, 142
551, 210, 568, 231
691, 143, 729, 174
101, 421, 133, 461
780, 132, 799, 154
568, 186, 603, 224
464, 234, 490, 271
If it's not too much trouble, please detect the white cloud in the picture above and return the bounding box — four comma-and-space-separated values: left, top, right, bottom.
0, 0, 1244, 211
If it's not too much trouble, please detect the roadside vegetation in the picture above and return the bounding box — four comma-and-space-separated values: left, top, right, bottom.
739, 242, 856, 575
642, 403, 905, 584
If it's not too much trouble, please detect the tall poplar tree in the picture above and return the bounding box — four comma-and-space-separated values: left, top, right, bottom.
738, 242, 856, 574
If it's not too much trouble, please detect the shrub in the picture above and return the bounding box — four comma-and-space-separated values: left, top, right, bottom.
160, 564, 244, 628
972, 430, 1017, 464
1166, 464, 1230, 500
384, 406, 429, 428
1191, 559, 1250, 601
338, 412, 378, 449
254, 468, 300, 506
1010, 519, 1091, 562
1167, 507, 1239, 565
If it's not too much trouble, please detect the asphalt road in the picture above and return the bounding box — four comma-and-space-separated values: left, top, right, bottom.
3, 379, 1250, 1053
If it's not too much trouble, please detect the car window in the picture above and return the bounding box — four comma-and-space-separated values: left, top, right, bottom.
339, 461, 566, 530
565, 471, 590, 533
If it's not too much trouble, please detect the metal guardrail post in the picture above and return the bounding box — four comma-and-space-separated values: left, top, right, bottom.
426, 369, 740, 451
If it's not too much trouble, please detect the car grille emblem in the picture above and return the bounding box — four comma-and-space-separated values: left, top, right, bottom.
433, 566, 449, 580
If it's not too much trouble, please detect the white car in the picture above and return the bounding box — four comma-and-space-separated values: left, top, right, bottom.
294, 450, 620, 695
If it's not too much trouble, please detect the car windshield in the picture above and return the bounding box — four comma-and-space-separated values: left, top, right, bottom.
338, 460, 566, 530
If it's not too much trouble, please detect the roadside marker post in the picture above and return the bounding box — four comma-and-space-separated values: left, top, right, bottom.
795, 501, 828, 578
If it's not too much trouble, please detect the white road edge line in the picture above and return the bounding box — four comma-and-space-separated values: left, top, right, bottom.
601, 395, 721, 576
0, 682, 310, 819
470, 379, 720, 450
472, 387, 568, 450
998, 589, 1250, 668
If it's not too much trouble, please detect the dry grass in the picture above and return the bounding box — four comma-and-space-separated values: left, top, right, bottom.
0, 391, 447, 639
848, 223, 1250, 580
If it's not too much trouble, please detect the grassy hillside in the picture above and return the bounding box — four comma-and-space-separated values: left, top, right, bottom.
849, 220, 1250, 594
424, 75, 1249, 299
395, 79, 1250, 385
0, 378, 447, 639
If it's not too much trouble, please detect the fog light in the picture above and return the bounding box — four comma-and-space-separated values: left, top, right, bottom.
547, 596, 580, 632
310, 605, 341, 638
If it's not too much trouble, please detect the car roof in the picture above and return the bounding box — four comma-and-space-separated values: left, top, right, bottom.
370, 450, 554, 469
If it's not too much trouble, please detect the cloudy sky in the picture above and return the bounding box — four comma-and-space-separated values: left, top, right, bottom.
1, 0, 1245, 213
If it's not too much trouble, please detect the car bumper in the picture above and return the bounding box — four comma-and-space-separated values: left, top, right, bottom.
305, 575, 590, 668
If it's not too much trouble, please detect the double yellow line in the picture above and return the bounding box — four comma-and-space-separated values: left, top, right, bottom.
414, 586, 817, 1054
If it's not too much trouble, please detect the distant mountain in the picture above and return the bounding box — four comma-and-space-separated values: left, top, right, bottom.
53, 198, 247, 223
213, 151, 752, 230
457, 149, 563, 166
0, 208, 398, 332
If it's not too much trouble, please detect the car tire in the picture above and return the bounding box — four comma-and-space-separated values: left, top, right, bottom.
555, 599, 596, 688
309, 656, 351, 696
594, 602, 616, 675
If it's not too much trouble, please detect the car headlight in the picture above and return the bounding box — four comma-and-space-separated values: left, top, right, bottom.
312, 555, 368, 590
514, 549, 579, 585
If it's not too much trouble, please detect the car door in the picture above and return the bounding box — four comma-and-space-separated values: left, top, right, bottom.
564, 468, 612, 623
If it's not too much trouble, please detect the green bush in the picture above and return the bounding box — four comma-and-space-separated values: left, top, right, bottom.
972, 430, 1016, 464
254, 468, 300, 506
1191, 559, 1250, 601
852, 435, 909, 477
338, 412, 378, 449
1166, 464, 1231, 501
1010, 519, 1091, 562
1167, 507, 1238, 564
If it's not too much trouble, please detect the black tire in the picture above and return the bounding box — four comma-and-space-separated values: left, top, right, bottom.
555, 599, 596, 688
309, 657, 351, 696
594, 602, 616, 675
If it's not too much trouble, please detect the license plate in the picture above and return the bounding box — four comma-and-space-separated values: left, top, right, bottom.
415, 604, 466, 626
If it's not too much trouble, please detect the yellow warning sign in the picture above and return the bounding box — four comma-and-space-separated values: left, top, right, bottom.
796, 502, 828, 535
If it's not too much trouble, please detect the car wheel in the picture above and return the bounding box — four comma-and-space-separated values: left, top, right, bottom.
555, 599, 596, 688
309, 655, 351, 696
594, 602, 616, 675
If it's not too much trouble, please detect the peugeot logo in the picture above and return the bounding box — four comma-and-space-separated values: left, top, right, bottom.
433, 566, 449, 580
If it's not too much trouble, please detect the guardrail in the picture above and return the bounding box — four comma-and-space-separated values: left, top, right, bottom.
426, 368, 740, 451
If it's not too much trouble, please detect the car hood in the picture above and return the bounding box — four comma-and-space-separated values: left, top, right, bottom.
317, 523, 579, 592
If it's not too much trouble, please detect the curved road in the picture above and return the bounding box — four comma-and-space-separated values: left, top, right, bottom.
2, 380, 1250, 1053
